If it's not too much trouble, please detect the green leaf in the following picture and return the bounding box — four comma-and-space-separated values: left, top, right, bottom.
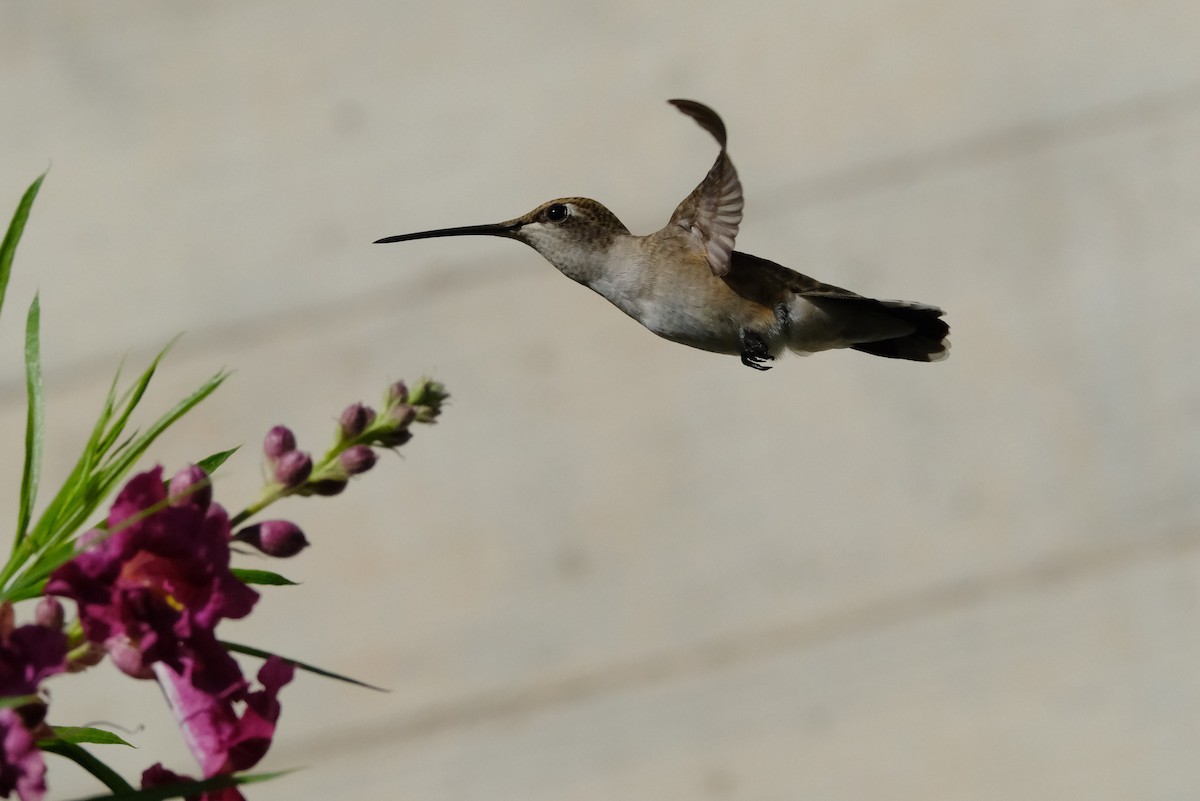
16, 293, 44, 548
221, 640, 389, 692
69, 769, 294, 801
230, 568, 298, 586
96, 367, 230, 499
43, 725, 133, 747
0, 172, 45, 324
0, 355, 228, 601
41, 740, 134, 794
197, 446, 240, 475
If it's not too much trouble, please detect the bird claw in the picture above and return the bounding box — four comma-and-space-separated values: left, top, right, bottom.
739, 331, 774, 371
741, 353, 773, 370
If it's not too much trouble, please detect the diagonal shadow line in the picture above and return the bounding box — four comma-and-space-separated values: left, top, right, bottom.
279, 521, 1200, 762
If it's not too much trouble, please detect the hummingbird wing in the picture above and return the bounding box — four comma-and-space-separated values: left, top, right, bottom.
667, 100, 744, 278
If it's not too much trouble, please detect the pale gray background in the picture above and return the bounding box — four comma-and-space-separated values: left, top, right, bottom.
3, 2, 1200, 799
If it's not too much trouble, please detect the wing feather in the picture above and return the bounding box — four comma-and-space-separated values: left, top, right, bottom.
667, 100, 744, 277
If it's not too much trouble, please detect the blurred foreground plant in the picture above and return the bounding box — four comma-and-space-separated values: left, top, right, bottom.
0, 174, 447, 801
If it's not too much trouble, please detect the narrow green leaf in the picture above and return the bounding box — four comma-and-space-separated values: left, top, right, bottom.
221, 640, 389, 692
3, 359, 227, 600
0, 172, 45, 324
41, 740, 134, 794
98, 341, 176, 455
16, 293, 44, 547
15, 366, 121, 557
97, 368, 229, 491
43, 726, 133, 747
69, 769, 293, 801
230, 568, 298, 586
0, 694, 38, 709
196, 446, 240, 475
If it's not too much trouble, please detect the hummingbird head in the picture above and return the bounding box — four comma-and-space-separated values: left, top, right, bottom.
375, 197, 631, 285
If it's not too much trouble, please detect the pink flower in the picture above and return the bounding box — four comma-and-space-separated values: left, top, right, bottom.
0, 621, 66, 801
46, 467, 258, 674
140, 762, 245, 801
0, 709, 46, 801
46, 467, 294, 789
0, 625, 67, 699
154, 656, 294, 779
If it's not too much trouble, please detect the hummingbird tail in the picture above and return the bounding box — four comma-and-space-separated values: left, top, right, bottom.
847, 299, 950, 362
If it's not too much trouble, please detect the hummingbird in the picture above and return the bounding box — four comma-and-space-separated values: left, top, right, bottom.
376, 100, 949, 370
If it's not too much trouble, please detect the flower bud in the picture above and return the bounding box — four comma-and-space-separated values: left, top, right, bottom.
339, 445, 377, 476
168, 464, 212, 509
108, 638, 154, 680
308, 478, 348, 497
377, 429, 413, 448
386, 380, 409, 405
384, 403, 417, 429
273, 450, 313, 488
234, 520, 309, 558
263, 425, 297, 460
35, 597, 64, 631
339, 403, 376, 441
408, 379, 448, 419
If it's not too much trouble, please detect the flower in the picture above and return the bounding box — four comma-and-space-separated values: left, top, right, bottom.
0, 617, 67, 801
155, 656, 294, 779
0, 622, 67, 700
140, 762, 245, 801
46, 466, 258, 676
0, 709, 46, 801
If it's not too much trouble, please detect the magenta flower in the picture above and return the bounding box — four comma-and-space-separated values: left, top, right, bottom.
46, 467, 258, 674
0, 709, 46, 801
0, 620, 67, 801
140, 762, 245, 801
156, 656, 294, 779
0, 624, 67, 700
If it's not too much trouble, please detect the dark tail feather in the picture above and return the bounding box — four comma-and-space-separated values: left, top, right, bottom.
848, 300, 950, 362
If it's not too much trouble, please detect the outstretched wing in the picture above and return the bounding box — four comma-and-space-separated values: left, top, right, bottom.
667, 99, 743, 278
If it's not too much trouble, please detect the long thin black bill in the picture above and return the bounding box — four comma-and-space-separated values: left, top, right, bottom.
374, 221, 520, 244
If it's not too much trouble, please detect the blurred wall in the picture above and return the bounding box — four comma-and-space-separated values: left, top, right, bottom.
2, 2, 1199, 799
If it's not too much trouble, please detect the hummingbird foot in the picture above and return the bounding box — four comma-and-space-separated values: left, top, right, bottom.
739, 331, 774, 371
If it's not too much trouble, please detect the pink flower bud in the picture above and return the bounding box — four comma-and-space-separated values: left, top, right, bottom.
339, 445, 377, 476
234, 520, 309, 558
387, 381, 409, 404
35, 597, 64, 630
168, 464, 212, 509
339, 403, 376, 441
273, 450, 312, 488
385, 403, 417, 429
109, 638, 154, 680
263, 425, 296, 459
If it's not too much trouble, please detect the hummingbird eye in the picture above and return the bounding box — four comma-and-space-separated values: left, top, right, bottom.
545, 203, 570, 223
